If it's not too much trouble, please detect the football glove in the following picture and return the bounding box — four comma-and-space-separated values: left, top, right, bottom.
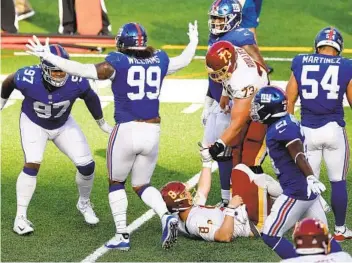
96, 118, 113, 134
187, 20, 198, 44
26, 35, 51, 59
198, 142, 213, 164
209, 139, 232, 162
306, 175, 326, 198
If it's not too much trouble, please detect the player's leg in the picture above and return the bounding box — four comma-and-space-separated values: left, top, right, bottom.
262, 195, 313, 259
52, 116, 98, 225
323, 123, 352, 241
131, 122, 178, 249
105, 123, 137, 250
14, 113, 48, 235
303, 126, 323, 178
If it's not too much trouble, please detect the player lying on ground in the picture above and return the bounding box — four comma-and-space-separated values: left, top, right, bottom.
249, 86, 342, 259
1, 44, 112, 235
26, 21, 198, 250
280, 218, 351, 262
286, 26, 352, 242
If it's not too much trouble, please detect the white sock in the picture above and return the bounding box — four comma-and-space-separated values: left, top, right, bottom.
109, 190, 128, 234
16, 171, 37, 218
76, 171, 94, 203
221, 189, 230, 201
140, 186, 168, 219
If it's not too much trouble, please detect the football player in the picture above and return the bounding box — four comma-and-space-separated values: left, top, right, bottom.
0, 44, 112, 235
160, 159, 282, 242
286, 27, 352, 242
202, 0, 269, 207
249, 86, 342, 259
280, 218, 351, 262
26, 21, 198, 250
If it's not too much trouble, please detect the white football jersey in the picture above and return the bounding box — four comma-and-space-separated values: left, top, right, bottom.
177, 191, 251, 242
222, 47, 268, 100
280, 251, 352, 262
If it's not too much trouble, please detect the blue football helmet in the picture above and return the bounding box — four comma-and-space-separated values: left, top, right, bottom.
250, 86, 287, 124
208, 0, 242, 35
314, 27, 343, 55
115, 22, 148, 50
41, 44, 70, 88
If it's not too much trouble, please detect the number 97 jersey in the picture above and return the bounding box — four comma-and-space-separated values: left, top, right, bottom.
105, 50, 170, 123
291, 54, 352, 128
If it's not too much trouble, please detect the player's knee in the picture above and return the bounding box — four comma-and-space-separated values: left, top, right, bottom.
133, 184, 150, 197
262, 234, 280, 249
77, 161, 95, 176
23, 164, 39, 176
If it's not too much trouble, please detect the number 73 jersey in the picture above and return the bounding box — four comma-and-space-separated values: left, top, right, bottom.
14, 65, 91, 130
291, 54, 352, 128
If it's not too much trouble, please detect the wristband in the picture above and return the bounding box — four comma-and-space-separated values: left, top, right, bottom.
96, 118, 105, 126
224, 207, 235, 217
202, 162, 212, 168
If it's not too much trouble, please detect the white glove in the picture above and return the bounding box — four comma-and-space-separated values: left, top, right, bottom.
96, 118, 114, 134
306, 175, 326, 198
187, 20, 198, 44
198, 142, 213, 166
0, 98, 8, 110
26, 35, 51, 59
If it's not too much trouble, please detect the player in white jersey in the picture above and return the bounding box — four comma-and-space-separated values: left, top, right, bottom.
160, 148, 282, 242
281, 218, 351, 262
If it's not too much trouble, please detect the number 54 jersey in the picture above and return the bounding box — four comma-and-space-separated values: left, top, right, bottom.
14, 65, 91, 130
105, 50, 169, 123
291, 54, 352, 128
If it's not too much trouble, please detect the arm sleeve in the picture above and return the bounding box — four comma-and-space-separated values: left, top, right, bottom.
275, 121, 302, 145
42, 53, 99, 79
167, 41, 197, 75
81, 88, 103, 120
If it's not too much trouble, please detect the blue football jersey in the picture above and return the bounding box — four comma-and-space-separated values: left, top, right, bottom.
105, 50, 169, 123
291, 54, 352, 128
266, 114, 316, 200
14, 65, 91, 130
208, 28, 256, 102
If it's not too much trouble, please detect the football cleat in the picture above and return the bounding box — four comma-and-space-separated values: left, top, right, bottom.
334, 225, 352, 242
13, 216, 34, 235
105, 233, 130, 250
76, 200, 99, 225
161, 214, 178, 249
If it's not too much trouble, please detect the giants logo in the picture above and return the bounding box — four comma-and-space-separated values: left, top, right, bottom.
218, 49, 232, 64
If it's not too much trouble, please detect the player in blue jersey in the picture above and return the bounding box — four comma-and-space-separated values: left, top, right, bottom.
202, 0, 268, 207
0, 44, 112, 235
249, 86, 343, 259
26, 21, 198, 250
286, 27, 352, 242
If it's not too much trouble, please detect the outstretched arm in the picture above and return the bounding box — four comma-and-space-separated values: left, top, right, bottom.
1, 73, 16, 110
167, 21, 198, 75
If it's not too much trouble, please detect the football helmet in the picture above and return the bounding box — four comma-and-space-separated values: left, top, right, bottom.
41, 44, 69, 88
116, 22, 148, 50
208, 0, 242, 35
314, 26, 343, 55
293, 218, 331, 255
160, 181, 193, 213
250, 86, 287, 124
206, 40, 237, 83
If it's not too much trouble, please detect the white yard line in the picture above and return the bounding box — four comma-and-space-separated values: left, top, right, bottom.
181, 103, 203, 113
81, 163, 219, 263
101, 102, 110, 109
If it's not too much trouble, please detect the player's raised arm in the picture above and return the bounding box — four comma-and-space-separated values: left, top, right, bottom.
242, 44, 267, 72
166, 21, 198, 75
1, 73, 17, 110
286, 73, 299, 114
26, 36, 115, 80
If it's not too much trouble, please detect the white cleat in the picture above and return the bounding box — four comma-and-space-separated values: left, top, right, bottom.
13, 216, 34, 235
334, 225, 352, 242
161, 214, 178, 249
105, 233, 130, 250
76, 200, 99, 225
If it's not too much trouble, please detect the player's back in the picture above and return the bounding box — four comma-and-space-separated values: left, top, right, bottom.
14, 65, 90, 129
266, 114, 314, 200
280, 251, 352, 262
105, 50, 170, 123
291, 54, 352, 128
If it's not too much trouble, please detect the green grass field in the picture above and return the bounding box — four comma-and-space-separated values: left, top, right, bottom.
1, 0, 352, 262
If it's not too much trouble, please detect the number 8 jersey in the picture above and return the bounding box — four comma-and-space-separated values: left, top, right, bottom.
14, 65, 91, 130
291, 54, 352, 128
105, 50, 170, 123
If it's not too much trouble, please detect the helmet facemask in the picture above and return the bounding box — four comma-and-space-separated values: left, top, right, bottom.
208, 13, 240, 35
207, 62, 234, 83
41, 59, 69, 88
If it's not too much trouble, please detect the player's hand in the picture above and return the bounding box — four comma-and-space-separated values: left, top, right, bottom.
26, 35, 50, 59
229, 195, 243, 209
187, 20, 198, 44
96, 118, 114, 134
306, 175, 326, 198
198, 142, 213, 165
209, 139, 225, 159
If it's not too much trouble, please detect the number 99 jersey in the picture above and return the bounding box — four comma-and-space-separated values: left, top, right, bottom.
291, 54, 352, 128
14, 65, 91, 130
105, 50, 170, 123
